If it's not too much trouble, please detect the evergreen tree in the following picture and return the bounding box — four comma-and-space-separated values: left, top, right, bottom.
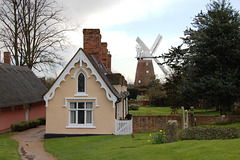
181, 0, 240, 114
163, 0, 240, 114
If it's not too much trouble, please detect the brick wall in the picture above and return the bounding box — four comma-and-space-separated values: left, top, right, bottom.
133, 115, 240, 133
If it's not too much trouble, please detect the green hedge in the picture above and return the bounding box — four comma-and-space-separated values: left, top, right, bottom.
129, 104, 139, 110
38, 117, 46, 125
11, 117, 46, 132
179, 127, 240, 140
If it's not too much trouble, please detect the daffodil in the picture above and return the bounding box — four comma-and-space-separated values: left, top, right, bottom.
147, 140, 150, 142
160, 130, 162, 133
149, 134, 152, 137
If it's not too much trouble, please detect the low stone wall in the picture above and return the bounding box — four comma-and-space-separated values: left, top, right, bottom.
133, 115, 240, 133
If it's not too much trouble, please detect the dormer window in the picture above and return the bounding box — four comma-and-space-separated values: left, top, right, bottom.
78, 73, 85, 92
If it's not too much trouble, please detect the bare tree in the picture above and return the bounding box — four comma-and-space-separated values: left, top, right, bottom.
0, 0, 76, 71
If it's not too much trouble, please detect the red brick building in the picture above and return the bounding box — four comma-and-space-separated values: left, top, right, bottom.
134, 59, 155, 94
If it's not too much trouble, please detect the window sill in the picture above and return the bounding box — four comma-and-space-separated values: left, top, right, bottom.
74, 93, 88, 97
66, 125, 96, 129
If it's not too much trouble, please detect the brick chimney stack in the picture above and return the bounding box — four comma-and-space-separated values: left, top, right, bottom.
83, 29, 102, 62
83, 28, 112, 72
4, 52, 11, 64
101, 42, 108, 67
107, 52, 111, 70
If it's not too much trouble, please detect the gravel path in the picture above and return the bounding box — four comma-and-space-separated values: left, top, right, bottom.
11, 125, 56, 160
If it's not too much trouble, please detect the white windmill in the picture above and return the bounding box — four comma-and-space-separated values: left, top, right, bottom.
136, 34, 168, 75
134, 34, 168, 88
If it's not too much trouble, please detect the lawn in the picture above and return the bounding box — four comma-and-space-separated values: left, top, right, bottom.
1, 123, 240, 160
0, 133, 21, 160
44, 132, 240, 160
129, 106, 220, 116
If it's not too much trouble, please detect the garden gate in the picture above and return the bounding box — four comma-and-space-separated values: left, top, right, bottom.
115, 119, 133, 135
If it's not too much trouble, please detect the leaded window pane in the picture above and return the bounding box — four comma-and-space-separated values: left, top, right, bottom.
78, 73, 85, 92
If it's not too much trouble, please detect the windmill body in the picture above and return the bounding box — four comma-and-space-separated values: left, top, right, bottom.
134, 34, 167, 92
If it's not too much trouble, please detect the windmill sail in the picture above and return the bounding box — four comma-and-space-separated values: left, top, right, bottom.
151, 34, 162, 55
135, 34, 167, 76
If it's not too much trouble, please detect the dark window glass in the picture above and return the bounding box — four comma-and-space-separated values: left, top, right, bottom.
78, 102, 84, 109
78, 73, 85, 92
78, 110, 84, 124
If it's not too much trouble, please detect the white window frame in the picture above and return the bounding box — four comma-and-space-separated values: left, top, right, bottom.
66, 101, 96, 129
74, 72, 88, 97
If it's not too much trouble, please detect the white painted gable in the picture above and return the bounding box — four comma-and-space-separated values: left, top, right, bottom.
44, 49, 118, 108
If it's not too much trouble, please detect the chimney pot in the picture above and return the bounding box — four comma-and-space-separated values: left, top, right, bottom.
4, 52, 11, 64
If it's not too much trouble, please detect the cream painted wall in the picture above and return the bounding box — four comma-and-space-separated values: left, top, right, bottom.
113, 85, 128, 119
46, 62, 116, 135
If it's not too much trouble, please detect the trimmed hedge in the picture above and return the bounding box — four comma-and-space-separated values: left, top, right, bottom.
11, 117, 46, 132
179, 127, 240, 140
129, 104, 139, 110
38, 117, 46, 125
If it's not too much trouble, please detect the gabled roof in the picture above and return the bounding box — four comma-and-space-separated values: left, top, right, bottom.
0, 63, 47, 108
85, 52, 121, 99
44, 49, 121, 108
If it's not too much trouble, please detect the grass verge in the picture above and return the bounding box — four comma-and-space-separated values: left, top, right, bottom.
0, 133, 21, 160
44, 132, 240, 160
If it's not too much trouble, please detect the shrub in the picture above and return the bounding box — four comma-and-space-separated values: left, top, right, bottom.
129, 104, 139, 110
28, 120, 40, 128
127, 88, 138, 100
149, 130, 165, 144
38, 117, 46, 125
179, 127, 240, 140
11, 120, 41, 132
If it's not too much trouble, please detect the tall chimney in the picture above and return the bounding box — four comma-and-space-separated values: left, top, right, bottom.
83, 29, 102, 62
101, 42, 108, 67
107, 52, 112, 71
4, 52, 11, 64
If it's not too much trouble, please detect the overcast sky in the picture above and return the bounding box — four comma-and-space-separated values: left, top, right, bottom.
2, 0, 239, 83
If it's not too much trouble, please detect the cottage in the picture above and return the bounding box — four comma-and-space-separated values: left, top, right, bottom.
44, 29, 130, 138
0, 52, 47, 133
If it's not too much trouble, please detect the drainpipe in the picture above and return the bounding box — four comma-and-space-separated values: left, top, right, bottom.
115, 98, 121, 119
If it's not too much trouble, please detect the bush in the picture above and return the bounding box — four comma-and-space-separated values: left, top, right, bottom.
11, 120, 41, 132
38, 117, 46, 125
179, 127, 240, 140
153, 130, 165, 144
148, 130, 165, 144
127, 88, 138, 100
129, 104, 139, 110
